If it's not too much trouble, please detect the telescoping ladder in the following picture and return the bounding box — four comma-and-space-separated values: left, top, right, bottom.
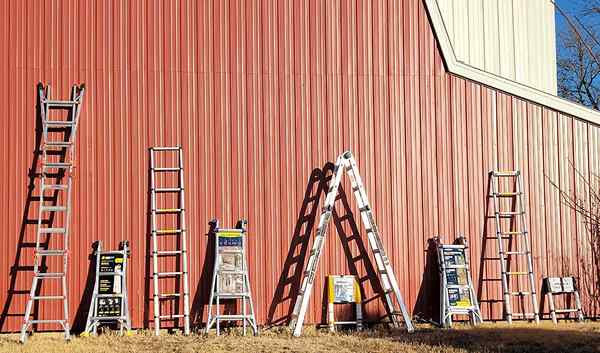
205, 219, 258, 336
290, 151, 414, 336
20, 83, 85, 343
83, 240, 132, 335
149, 146, 191, 335
489, 170, 539, 323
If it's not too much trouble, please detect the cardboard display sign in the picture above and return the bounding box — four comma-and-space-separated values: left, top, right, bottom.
545, 277, 576, 293
216, 232, 245, 295
328, 276, 360, 303
97, 253, 124, 316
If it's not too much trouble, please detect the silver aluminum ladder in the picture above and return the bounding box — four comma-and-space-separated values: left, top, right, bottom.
82, 240, 132, 335
489, 170, 539, 324
149, 146, 191, 335
289, 151, 414, 336
20, 83, 85, 343
205, 219, 258, 336
436, 236, 483, 328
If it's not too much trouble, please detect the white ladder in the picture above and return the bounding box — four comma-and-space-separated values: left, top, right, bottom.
149, 146, 191, 335
289, 151, 414, 336
489, 170, 539, 323
20, 83, 85, 343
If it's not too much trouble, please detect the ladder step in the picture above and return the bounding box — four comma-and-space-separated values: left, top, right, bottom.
496, 211, 525, 217
43, 162, 72, 169
47, 100, 78, 107
156, 272, 184, 277
154, 188, 183, 192
153, 167, 181, 172
45, 141, 73, 148
503, 251, 528, 255
216, 293, 251, 298
506, 272, 530, 276
155, 229, 184, 234
39, 227, 66, 234
35, 272, 65, 278
42, 184, 69, 190
214, 314, 249, 320
158, 293, 181, 299
152, 146, 181, 151
494, 192, 522, 197
500, 231, 526, 236
154, 208, 184, 213
156, 250, 183, 256
32, 295, 65, 300
510, 312, 536, 317
40, 206, 68, 212
28, 319, 66, 324
44, 120, 75, 127
509, 291, 531, 296
36, 249, 67, 256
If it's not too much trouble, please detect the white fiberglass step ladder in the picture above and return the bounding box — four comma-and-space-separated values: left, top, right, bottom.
205, 219, 258, 336
20, 83, 85, 343
489, 170, 539, 324
149, 146, 191, 335
82, 240, 132, 335
289, 151, 414, 336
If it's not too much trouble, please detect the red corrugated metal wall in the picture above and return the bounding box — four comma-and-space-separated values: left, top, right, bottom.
0, 0, 598, 332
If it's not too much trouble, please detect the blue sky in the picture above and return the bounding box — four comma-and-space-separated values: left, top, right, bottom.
555, 0, 599, 32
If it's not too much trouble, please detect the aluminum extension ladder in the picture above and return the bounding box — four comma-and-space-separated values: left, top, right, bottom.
289, 151, 414, 336
436, 236, 482, 328
489, 170, 539, 324
149, 146, 191, 335
205, 219, 258, 336
20, 83, 85, 343
82, 240, 132, 335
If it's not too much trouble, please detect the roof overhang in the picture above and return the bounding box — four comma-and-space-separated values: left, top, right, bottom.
423, 0, 600, 126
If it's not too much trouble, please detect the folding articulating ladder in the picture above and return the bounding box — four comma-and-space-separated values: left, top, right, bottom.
489, 170, 539, 324
205, 219, 258, 336
83, 240, 132, 335
435, 236, 483, 328
149, 146, 191, 335
20, 83, 85, 343
289, 151, 414, 336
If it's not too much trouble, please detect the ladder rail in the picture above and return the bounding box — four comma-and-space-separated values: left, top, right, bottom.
150, 149, 161, 335
178, 147, 191, 335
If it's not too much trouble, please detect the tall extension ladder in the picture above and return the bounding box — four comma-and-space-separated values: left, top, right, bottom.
20, 83, 85, 343
290, 151, 414, 336
149, 146, 191, 335
83, 240, 132, 335
489, 170, 539, 324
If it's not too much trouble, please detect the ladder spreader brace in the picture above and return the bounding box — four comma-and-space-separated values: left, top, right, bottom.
20, 83, 85, 343
489, 170, 539, 324
149, 146, 191, 335
289, 151, 414, 336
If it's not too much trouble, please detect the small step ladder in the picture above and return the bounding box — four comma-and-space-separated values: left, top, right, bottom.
289, 151, 414, 336
20, 83, 85, 343
542, 276, 584, 323
83, 240, 132, 335
149, 146, 191, 335
327, 275, 363, 332
205, 219, 258, 336
489, 170, 539, 324
436, 236, 483, 328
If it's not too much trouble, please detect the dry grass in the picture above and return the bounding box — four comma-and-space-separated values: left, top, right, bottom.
1, 322, 599, 353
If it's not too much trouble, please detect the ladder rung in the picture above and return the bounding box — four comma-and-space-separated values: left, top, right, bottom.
154, 229, 184, 234
155, 250, 183, 256
492, 171, 519, 177
216, 293, 251, 298
156, 272, 184, 277
152, 146, 181, 151
510, 312, 536, 317
47, 100, 78, 107
494, 192, 522, 197
36, 249, 67, 256
28, 319, 66, 324
214, 314, 248, 320
42, 184, 69, 190
496, 211, 524, 217
158, 293, 181, 299
36, 272, 65, 278
32, 295, 65, 300
45, 141, 73, 148
154, 208, 184, 213
158, 314, 185, 319
45, 120, 75, 127
40, 206, 67, 212
39, 228, 66, 234
153, 167, 181, 172
43, 162, 72, 169
154, 188, 183, 192
500, 231, 526, 236
554, 309, 579, 313
91, 316, 127, 321
503, 251, 528, 255
506, 272, 530, 276
509, 291, 531, 296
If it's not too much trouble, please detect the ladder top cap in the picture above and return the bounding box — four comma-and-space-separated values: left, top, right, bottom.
342, 151, 353, 159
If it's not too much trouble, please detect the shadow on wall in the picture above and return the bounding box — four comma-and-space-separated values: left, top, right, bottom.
412, 238, 440, 324
0, 84, 70, 332
189, 221, 217, 329
71, 242, 99, 332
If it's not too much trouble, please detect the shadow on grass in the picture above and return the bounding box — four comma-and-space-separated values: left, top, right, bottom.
389, 325, 600, 353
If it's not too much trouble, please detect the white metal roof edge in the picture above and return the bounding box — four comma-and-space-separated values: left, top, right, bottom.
423, 0, 600, 126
